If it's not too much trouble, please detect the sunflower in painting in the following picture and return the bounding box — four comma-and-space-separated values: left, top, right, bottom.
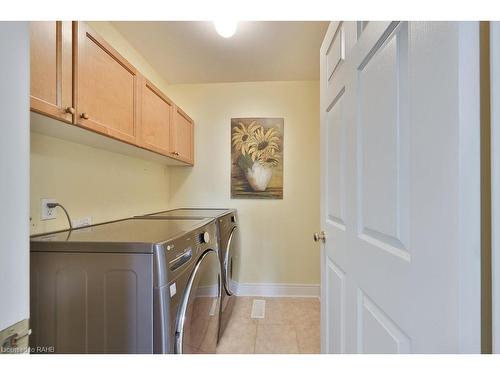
231, 121, 260, 155
247, 126, 280, 164
231, 120, 282, 170
258, 148, 280, 168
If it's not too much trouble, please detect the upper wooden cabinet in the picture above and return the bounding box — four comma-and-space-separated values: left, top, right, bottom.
171, 106, 194, 165
30, 21, 73, 123
74, 22, 139, 145
30, 21, 194, 165
139, 77, 174, 156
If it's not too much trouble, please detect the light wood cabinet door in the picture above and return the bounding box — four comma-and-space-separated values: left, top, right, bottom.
139, 77, 173, 156
171, 106, 194, 165
30, 21, 73, 123
75, 22, 139, 145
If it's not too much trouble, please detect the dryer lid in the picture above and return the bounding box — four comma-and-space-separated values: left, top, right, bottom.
30, 218, 213, 253
142, 208, 234, 219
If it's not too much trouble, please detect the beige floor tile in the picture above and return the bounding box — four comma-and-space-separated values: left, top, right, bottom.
216, 322, 257, 354
296, 324, 320, 354
255, 324, 299, 354
228, 297, 259, 325
259, 297, 320, 326
291, 298, 320, 326
258, 298, 296, 325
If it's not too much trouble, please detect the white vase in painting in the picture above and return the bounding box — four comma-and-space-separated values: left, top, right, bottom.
245, 162, 273, 191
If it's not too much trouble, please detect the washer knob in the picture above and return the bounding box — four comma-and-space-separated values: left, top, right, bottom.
200, 231, 210, 244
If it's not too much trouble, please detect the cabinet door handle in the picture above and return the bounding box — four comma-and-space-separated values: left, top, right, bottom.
65, 107, 75, 115
80, 113, 89, 120
171, 151, 179, 156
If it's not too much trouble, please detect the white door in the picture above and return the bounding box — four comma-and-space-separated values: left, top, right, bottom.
319, 21, 481, 353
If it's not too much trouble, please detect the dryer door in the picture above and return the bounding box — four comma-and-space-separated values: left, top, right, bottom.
224, 226, 241, 296
175, 249, 221, 354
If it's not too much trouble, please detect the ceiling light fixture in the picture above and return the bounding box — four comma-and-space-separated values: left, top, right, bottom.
214, 20, 237, 38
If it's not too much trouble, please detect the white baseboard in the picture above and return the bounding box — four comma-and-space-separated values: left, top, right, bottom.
231, 281, 320, 298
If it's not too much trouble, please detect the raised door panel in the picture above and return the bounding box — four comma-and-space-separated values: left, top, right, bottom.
327, 87, 347, 230
172, 106, 194, 165
356, 22, 410, 261
75, 22, 139, 145
356, 289, 410, 353
139, 78, 173, 156
30, 21, 73, 123
325, 258, 346, 353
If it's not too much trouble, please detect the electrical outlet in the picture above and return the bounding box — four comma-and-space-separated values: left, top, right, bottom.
72, 216, 92, 228
41, 198, 57, 220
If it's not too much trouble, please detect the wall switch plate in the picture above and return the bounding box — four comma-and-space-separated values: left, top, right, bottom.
72, 216, 92, 228
40, 198, 56, 220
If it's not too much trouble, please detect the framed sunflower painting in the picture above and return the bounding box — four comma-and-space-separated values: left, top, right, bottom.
231, 118, 284, 199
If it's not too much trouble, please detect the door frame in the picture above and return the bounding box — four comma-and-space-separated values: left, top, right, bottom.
491, 21, 500, 354
457, 21, 482, 353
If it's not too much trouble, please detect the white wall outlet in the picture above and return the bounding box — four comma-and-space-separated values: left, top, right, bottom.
40, 198, 57, 220
72, 216, 92, 228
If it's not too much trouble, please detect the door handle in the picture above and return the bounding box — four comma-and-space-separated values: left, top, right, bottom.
313, 231, 326, 243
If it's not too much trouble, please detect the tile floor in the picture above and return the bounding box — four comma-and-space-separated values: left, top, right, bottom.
216, 297, 320, 354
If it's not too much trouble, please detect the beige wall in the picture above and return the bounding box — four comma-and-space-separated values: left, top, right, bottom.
166, 81, 321, 284
30, 22, 321, 285
30, 22, 171, 234
30, 133, 170, 234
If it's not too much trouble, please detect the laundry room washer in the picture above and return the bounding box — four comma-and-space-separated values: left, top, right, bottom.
136, 208, 240, 339
30, 217, 221, 354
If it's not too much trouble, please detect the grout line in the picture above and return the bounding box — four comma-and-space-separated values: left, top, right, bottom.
293, 325, 301, 354
253, 324, 258, 354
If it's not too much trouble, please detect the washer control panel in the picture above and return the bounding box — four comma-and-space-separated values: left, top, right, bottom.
156, 220, 217, 286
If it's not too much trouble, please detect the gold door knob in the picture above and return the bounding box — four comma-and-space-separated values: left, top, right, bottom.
65, 107, 75, 115
80, 113, 89, 120
313, 231, 326, 243
171, 151, 179, 156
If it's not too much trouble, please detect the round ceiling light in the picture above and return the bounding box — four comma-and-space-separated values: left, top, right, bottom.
213, 20, 237, 38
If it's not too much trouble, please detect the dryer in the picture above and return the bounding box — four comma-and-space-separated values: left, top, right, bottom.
30, 217, 220, 354
136, 208, 240, 339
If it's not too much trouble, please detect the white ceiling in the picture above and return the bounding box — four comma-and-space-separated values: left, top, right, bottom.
111, 21, 329, 84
